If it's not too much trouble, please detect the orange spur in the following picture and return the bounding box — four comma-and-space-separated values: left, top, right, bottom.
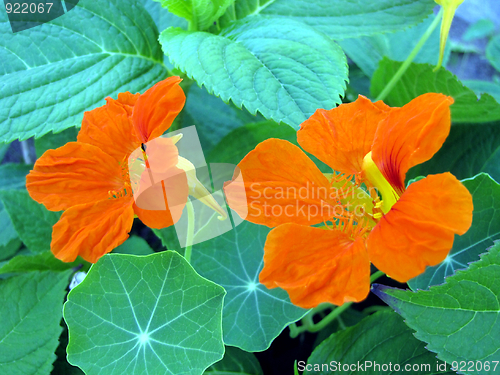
224, 93, 473, 308
27, 77, 189, 263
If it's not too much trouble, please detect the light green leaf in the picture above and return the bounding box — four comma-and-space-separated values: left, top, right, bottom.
304, 310, 454, 375
0, 270, 72, 375
0, 190, 61, 254
374, 241, 500, 372
156, 0, 234, 31
205, 346, 263, 375
371, 58, 500, 123
191, 220, 307, 351
64, 252, 225, 375
0, 163, 32, 190
160, 18, 348, 129
0, 0, 168, 142
218, 0, 435, 40
406, 123, 500, 184
0, 251, 86, 274
409, 174, 500, 291
486, 34, 500, 73
339, 13, 447, 77
113, 235, 155, 256
141, 0, 188, 32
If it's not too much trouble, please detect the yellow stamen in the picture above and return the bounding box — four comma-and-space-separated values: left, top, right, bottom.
362, 152, 399, 215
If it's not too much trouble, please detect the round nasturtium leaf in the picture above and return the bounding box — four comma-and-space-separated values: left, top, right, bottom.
63, 251, 226, 375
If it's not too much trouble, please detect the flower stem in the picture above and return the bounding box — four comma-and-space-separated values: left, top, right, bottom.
375, 8, 443, 102
288, 271, 386, 338
184, 198, 195, 263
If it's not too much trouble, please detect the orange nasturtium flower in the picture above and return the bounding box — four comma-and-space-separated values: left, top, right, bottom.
224, 93, 473, 308
27, 77, 224, 263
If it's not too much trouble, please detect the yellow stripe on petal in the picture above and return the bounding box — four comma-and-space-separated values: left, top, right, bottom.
434, 0, 465, 70
177, 156, 227, 220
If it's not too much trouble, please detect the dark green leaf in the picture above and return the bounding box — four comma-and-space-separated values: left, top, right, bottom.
0, 163, 32, 190
160, 18, 348, 129
304, 310, 454, 374
0, 251, 86, 274
0, 270, 71, 374
409, 174, 500, 290
406, 123, 500, 183
34, 127, 78, 158
113, 235, 155, 256
205, 346, 263, 375
191, 220, 307, 351
0, 190, 61, 254
371, 59, 500, 123
0, 0, 168, 142
64, 252, 225, 375
374, 241, 500, 371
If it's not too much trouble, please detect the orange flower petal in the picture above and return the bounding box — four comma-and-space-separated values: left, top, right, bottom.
132, 76, 185, 143
367, 173, 473, 282
259, 224, 371, 308
116, 91, 140, 115
224, 139, 338, 227
51, 197, 134, 263
298, 95, 392, 175
26, 142, 124, 211
78, 97, 140, 162
371, 93, 454, 193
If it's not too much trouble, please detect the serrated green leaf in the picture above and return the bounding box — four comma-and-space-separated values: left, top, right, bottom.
0, 251, 86, 274
0, 190, 61, 254
0, 0, 168, 142
409, 174, 500, 291
113, 235, 155, 256
304, 310, 454, 375
34, 127, 78, 158
0, 163, 32, 190
373, 241, 500, 372
339, 14, 447, 77
160, 18, 348, 129
218, 0, 435, 40
406, 123, 500, 184
156, 0, 234, 31
64, 252, 225, 375
191, 220, 307, 351
486, 34, 500, 73
182, 85, 264, 153
0, 270, 71, 375
371, 58, 500, 123
205, 346, 263, 375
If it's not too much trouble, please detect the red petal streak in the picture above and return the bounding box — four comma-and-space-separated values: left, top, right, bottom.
371, 93, 453, 194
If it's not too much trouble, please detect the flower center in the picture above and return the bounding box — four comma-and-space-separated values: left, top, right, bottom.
361, 151, 399, 215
